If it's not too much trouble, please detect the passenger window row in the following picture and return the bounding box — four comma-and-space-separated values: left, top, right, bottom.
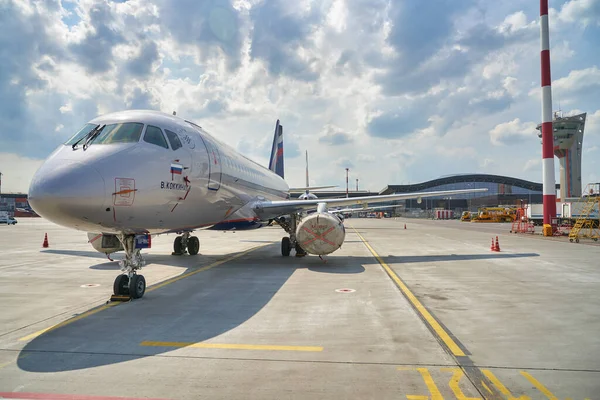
222, 156, 266, 180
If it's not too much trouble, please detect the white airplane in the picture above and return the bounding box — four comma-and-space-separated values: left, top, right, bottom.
28, 110, 486, 299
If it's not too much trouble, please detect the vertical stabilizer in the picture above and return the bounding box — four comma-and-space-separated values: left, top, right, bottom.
305, 150, 309, 188
268, 120, 284, 179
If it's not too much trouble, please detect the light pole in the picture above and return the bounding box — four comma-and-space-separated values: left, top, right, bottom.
356, 178, 359, 191
345, 168, 349, 198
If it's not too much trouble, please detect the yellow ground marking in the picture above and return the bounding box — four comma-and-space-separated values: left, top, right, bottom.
406, 396, 428, 400
481, 381, 492, 394
0, 361, 13, 370
415, 368, 444, 400
18, 303, 119, 341
482, 370, 530, 400
0, 353, 30, 369
519, 371, 558, 400
18, 244, 270, 342
352, 227, 466, 357
140, 341, 323, 352
441, 368, 481, 400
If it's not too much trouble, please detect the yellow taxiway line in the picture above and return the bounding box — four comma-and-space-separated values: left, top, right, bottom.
352, 227, 466, 357
140, 341, 323, 352
18, 243, 271, 342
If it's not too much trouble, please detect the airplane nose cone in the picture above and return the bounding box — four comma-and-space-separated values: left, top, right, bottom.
29, 160, 106, 228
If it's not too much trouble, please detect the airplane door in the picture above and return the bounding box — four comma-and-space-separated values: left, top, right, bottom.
200, 136, 222, 191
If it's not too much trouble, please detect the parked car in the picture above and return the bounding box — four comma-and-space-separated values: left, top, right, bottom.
0, 216, 17, 225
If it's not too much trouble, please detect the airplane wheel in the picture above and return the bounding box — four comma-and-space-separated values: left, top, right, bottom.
173, 236, 185, 255
113, 275, 129, 295
281, 237, 291, 257
188, 236, 200, 255
130, 275, 146, 299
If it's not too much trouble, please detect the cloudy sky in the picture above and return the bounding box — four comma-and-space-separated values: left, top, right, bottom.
0, 0, 599, 193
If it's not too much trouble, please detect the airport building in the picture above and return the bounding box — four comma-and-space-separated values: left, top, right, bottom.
379, 174, 549, 211
0, 193, 33, 217
292, 174, 554, 213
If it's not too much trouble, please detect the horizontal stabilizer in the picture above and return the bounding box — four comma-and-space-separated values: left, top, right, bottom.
289, 185, 337, 192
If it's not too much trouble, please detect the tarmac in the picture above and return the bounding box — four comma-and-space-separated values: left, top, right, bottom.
0, 217, 599, 399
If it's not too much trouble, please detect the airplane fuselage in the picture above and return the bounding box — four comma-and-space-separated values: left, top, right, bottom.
29, 110, 289, 234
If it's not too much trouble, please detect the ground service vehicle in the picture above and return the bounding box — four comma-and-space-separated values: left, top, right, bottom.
471, 207, 517, 223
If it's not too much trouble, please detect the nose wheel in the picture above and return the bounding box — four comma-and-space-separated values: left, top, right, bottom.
113, 274, 146, 299
112, 234, 147, 300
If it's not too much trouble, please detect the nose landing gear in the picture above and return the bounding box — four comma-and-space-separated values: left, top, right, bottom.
112, 234, 146, 300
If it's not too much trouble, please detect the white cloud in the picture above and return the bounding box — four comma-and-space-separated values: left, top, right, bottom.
0, 0, 599, 194
0, 153, 45, 194
553, 67, 600, 96
584, 109, 600, 136
556, 0, 600, 27
489, 118, 537, 146
524, 159, 541, 171
552, 40, 575, 60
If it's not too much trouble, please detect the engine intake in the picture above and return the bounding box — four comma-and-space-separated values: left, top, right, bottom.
296, 213, 345, 255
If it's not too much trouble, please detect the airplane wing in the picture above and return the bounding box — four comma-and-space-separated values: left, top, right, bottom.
330, 204, 401, 213
253, 188, 487, 220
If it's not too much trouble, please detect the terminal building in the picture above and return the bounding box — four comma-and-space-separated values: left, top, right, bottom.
380, 174, 548, 210
292, 174, 554, 212
0, 193, 34, 217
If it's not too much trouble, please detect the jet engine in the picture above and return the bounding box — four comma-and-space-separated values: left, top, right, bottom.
87, 232, 124, 255
296, 213, 345, 255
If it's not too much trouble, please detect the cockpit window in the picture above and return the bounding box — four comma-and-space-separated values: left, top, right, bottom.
92, 122, 144, 144
165, 129, 183, 151
144, 125, 169, 149
65, 123, 97, 145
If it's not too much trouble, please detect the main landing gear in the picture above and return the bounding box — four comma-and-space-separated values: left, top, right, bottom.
112, 234, 146, 300
277, 214, 306, 257
172, 232, 200, 255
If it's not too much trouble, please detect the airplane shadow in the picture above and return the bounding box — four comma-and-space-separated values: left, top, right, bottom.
18, 246, 538, 373
18, 244, 365, 373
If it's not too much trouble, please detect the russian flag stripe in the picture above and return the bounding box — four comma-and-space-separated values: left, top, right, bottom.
171, 164, 183, 174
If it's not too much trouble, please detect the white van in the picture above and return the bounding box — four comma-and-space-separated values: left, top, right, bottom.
0, 216, 17, 225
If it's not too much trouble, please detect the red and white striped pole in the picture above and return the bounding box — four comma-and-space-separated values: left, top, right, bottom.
540, 0, 556, 228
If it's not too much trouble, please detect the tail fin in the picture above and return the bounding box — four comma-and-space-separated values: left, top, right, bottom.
305, 150, 309, 188
268, 119, 284, 179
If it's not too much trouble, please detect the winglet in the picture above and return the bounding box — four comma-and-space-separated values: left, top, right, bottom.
268, 120, 284, 179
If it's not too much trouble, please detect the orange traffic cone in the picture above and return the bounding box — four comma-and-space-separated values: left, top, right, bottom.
490, 238, 495, 251
494, 236, 501, 252
42, 233, 49, 248
404, 224, 407, 230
